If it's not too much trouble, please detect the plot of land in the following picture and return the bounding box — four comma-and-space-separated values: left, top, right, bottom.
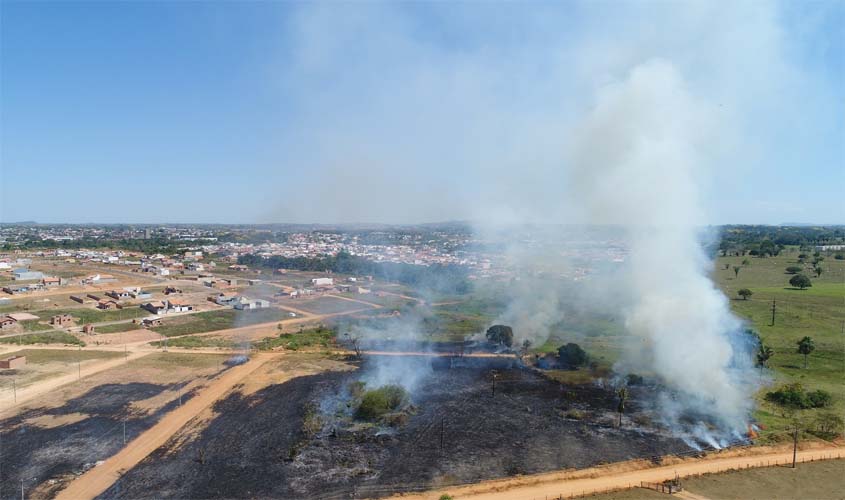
0, 348, 122, 391
151, 308, 294, 337
291, 295, 376, 315
0, 352, 228, 498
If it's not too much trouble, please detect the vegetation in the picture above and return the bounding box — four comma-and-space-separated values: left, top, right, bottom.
737, 288, 753, 300
785, 266, 802, 274
151, 308, 291, 337
254, 327, 335, 351
764, 383, 832, 410
789, 274, 812, 289
356, 385, 410, 420
33, 307, 148, 324
557, 342, 589, 369
485, 324, 514, 347
0, 331, 84, 346
796, 336, 815, 368
150, 335, 234, 349
756, 343, 774, 371
95, 322, 143, 334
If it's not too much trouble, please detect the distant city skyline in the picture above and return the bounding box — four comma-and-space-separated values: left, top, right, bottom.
2, 1, 843, 225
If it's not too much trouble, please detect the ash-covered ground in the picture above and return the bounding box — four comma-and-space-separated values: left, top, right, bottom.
0, 381, 197, 500
100, 356, 693, 499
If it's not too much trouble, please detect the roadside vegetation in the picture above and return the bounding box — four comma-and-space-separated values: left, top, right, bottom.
0, 331, 84, 346
151, 308, 291, 337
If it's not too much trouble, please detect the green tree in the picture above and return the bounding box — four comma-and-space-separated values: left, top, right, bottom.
797, 336, 815, 368
789, 274, 812, 290
741, 258, 751, 266
756, 343, 774, 372
738, 288, 753, 300
558, 343, 588, 369
785, 266, 802, 274
733, 265, 741, 278
814, 266, 823, 278
486, 324, 514, 348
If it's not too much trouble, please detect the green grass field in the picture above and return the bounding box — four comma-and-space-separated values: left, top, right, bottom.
94, 322, 144, 334
714, 248, 845, 441
0, 330, 84, 345
151, 308, 292, 337
32, 306, 149, 324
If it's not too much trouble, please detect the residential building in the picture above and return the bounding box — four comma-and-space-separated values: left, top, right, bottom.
50, 314, 75, 327
13, 268, 44, 281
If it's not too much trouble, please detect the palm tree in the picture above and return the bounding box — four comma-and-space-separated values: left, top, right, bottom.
797, 336, 815, 369
616, 387, 629, 427
756, 344, 774, 372
733, 266, 741, 278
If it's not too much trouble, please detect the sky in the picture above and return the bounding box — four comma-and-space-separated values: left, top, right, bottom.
1, 1, 843, 225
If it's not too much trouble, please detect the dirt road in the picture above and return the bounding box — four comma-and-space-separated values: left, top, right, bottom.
55, 353, 278, 500
0, 350, 152, 409
398, 447, 844, 500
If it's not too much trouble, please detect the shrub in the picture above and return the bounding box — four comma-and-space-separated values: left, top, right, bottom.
785, 266, 802, 274
835, 254, 844, 261
811, 412, 844, 439
356, 385, 409, 420
558, 343, 588, 369
439, 495, 454, 500
765, 383, 832, 409
626, 373, 644, 385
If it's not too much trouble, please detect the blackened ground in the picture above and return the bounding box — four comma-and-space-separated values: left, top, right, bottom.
101, 358, 692, 500
0, 382, 195, 500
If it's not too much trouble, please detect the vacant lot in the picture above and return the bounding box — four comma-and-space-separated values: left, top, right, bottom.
0, 352, 228, 498
714, 249, 845, 439
150, 308, 293, 337
103, 359, 692, 499
0, 348, 122, 391
292, 295, 374, 315
33, 306, 149, 324
0, 330, 83, 346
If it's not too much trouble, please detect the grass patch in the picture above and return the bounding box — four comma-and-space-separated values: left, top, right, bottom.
0, 348, 120, 363
94, 322, 143, 334
150, 335, 235, 349
0, 331, 84, 346
151, 308, 291, 337
254, 327, 336, 351
32, 307, 148, 324
129, 352, 228, 369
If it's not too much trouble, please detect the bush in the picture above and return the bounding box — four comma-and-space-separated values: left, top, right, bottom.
356, 385, 409, 420
785, 266, 802, 274
765, 383, 832, 409
626, 373, 644, 385
811, 412, 844, 439
558, 343, 589, 369
835, 254, 844, 260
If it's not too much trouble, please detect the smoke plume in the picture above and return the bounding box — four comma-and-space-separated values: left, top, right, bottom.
568, 59, 756, 434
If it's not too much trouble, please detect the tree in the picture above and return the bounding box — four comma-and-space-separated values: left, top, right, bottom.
733, 265, 741, 278
738, 288, 753, 300
486, 324, 514, 348
557, 343, 588, 369
814, 266, 823, 278
616, 386, 628, 427
756, 343, 774, 372
835, 254, 844, 261
789, 274, 812, 290
785, 266, 802, 274
521, 339, 532, 356
741, 258, 751, 266
797, 336, 815, 368
724, 263, 730, 270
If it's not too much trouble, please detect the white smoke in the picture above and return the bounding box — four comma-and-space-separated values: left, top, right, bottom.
569, 59, 756, 433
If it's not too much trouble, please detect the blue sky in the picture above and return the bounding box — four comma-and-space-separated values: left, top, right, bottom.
1, 1, 843, 225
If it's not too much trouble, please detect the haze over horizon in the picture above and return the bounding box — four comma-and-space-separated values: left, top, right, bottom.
2, 1, 843, 225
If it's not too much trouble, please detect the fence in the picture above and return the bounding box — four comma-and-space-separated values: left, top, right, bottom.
641, 480, 682, 494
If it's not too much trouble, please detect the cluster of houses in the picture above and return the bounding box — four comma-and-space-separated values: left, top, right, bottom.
141, 299, 194, 315
208, 293, 270, 310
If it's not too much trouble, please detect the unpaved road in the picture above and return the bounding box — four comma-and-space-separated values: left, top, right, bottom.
0, 350, 152, 409
55, 353, 279, 500
398, 447, 844, 500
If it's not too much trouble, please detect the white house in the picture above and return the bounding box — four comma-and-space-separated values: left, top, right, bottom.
311, 277, 333, 287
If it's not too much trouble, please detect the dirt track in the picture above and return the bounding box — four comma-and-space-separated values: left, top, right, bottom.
55, 353, 279, 500
399, 446, 844, 500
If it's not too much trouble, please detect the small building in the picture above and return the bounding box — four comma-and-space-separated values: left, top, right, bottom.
13, 268, 44, 281
164, 286, 182, 295
97, 299, 122, 310
107, 290, 133, 300
233, 297, 270, 310
141, 317, 163, 328
0, 355, 26, 369
228, 264, 248, 271
82, 324, 95, 334
166, 299, 193, 313
312, 277, 334, 287
130, 290, 152, 299
42, 277, 63, 287
142, 301, 167, 315
70, 295, 86, 304
50, 314, 75, 327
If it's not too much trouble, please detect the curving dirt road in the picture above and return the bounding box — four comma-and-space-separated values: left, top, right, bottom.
55, 353, 279, 500
397, 446, 844, 500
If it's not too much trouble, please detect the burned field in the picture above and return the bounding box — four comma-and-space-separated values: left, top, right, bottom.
0, 353, 227, 499
100, 356, 693, 500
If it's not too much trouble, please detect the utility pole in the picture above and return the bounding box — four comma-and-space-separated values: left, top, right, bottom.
770, 299, 777, 327
491, 371, 498, 397
792, 423, 799, 468
13, 379, 16, 403
439, 418, 445, 450
78, 344, 82, 381
123, 419, 127, 445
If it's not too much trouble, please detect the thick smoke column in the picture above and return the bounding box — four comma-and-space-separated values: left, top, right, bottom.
569, 59, 755, 434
